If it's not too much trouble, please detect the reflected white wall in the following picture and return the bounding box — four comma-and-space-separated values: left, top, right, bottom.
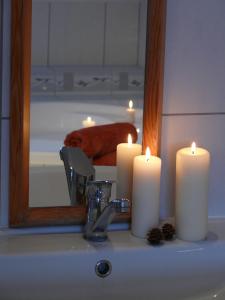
32, 0, 147, 67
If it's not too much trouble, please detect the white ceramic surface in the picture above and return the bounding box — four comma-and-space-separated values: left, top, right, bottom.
30, 101, 143, 152
1, 219, 225, 300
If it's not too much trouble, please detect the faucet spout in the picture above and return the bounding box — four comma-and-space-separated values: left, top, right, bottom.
84, 181, 130, 242
60, 147, 95, 205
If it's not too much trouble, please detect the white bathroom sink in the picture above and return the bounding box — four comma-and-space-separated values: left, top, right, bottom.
1, 219, 225, 300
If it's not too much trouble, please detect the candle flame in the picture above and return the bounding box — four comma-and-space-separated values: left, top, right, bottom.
191, 141, 196, 155
128, 134, 132, 145
136, 128, 140, 133
129, 100, 133, 109
87, 116, 92, 122
146, 147, 151, 162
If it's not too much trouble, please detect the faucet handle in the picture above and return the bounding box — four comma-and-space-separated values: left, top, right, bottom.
87, 180, 114, 211
111, 198, 130, 213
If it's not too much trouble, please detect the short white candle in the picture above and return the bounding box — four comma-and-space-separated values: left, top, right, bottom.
82, 116, 96, 128
176, 142, 210, 241
116, 134, 142, 200
132, 147, 161, 238
126, 100, 135, 124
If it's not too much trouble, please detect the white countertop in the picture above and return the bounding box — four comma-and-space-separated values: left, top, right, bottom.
0, 218, 224, 256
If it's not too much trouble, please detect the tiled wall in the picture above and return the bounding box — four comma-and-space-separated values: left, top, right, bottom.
160, 0, 225, 218
31, 66, 145, 97
31, 0, 147, 99
32, 0, 146, 66
1, 0, 225, 226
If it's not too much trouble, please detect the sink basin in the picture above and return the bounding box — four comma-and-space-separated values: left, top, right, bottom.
0, 219, 225, 300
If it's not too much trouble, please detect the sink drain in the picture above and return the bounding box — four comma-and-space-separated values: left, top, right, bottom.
95, 260, 112, 278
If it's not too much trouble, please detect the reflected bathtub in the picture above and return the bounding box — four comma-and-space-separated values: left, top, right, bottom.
29, 100, 138, 206
30, 101, 142, 152
29, 152, 117, 207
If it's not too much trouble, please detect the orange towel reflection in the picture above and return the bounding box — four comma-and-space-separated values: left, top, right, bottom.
64, 122, 138, 166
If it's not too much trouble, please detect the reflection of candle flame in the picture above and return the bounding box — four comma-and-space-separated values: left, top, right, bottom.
146, 147, 151, 162
129, 100, 133, 109
128, 134, 132, 145
136, 128, 140, 133
191, 141, 196, 155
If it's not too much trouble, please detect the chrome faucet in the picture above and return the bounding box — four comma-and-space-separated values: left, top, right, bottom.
84, 180, 130, 242
60, 147, 130, 241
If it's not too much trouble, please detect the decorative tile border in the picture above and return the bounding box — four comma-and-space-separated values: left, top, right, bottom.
31, 66, 144, 96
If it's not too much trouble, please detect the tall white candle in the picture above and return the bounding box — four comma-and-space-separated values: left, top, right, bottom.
116, 134, 142, 200
176, 142, 210, 241
132, 148, 161, 238
126, 100, 135, 124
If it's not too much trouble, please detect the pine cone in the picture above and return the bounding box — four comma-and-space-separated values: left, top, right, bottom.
147, 228, 163, 245
162, 223, 175, 240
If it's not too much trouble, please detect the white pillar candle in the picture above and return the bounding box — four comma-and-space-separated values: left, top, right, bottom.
82, 116, 96, 128
126, 100, 135, 124
116, 134, 142, 200
132, 148, 161, 238
176, 142, 210, 241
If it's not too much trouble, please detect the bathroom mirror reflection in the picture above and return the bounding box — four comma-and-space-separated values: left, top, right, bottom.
29, 0, 147, 207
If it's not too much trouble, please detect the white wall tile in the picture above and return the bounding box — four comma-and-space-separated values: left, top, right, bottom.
31, 2, 49, 66
163, 0, 225, 114
160, 114, 225, 219
105, 2, 139, 65
49, 2, 105, 65
0, 119, 9, 227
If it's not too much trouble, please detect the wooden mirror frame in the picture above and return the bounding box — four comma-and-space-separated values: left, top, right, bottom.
9, 0, 166, 227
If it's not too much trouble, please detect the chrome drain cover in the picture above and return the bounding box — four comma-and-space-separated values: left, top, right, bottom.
95, 260, 112, 278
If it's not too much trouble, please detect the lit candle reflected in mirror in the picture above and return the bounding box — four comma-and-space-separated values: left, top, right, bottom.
129, 100, 133, 109
127, 100, 135, 124
82, 116, 96, 128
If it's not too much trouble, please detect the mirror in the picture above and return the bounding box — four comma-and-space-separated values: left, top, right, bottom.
10, 0, 166, 226
29, 0, 147, 207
